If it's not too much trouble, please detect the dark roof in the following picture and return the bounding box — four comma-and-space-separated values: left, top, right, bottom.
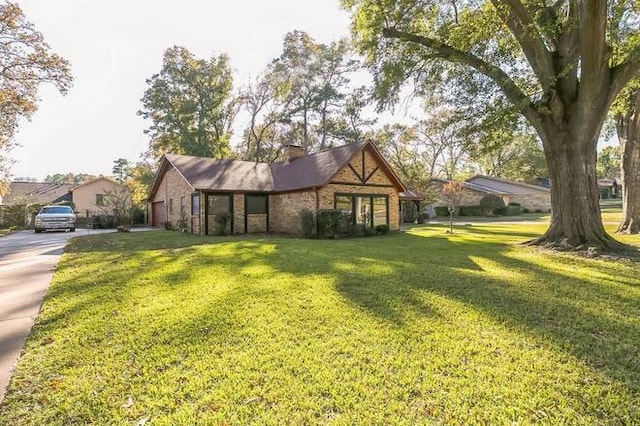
466, 175, 550, 195
269, 141, 368, 191
165, 154, 273, 192
399, 189, 424, 201
151, 141, 405, 199
2, 182, 75, 205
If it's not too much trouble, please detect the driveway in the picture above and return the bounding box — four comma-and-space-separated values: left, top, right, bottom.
0, 228, 119, 402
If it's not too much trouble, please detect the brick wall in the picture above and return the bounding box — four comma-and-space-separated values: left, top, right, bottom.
508, 193, 551, 212
270, 191, 316, 235
149, 167, 195, 231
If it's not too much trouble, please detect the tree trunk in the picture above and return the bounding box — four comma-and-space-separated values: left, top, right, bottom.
616, 90, 640, 234
531, 128, 625, 251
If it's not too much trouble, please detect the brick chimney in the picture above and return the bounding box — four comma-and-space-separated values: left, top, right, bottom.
285, 144, 305, 161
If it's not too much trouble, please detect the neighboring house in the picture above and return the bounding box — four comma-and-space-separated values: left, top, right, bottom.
432, 175, 551, 212
1, 178, 128, 215
597, 178, 620, 199
148, 141, 407, 235
70, 177, 130, 217
0, 182, 75, 206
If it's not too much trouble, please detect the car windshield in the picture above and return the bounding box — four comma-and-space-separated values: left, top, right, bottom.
40, 206, 73, 214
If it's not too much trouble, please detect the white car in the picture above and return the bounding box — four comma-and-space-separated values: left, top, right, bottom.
34, 205, 76, 233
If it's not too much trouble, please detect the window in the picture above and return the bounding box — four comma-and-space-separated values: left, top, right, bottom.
169, 199, 173, 214
180, 196, 186, 214
373, 197, 388, 225
335, 194, 388, 228
246, 194, 268, 214
96, 194, 104, 206
191, 193, 200, 215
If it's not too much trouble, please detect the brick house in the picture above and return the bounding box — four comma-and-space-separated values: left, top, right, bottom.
147, 141, 407, 235
432, 175, 551, 212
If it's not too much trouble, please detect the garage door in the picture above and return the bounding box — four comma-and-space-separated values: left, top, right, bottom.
151, 201, 166, 227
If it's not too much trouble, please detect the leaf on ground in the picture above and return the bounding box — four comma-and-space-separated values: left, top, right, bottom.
123, 397, 134, 409
135, 415, 151, 425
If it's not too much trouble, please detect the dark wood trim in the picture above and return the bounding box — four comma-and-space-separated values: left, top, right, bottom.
364, 166, 379, 183
348, 163, 363, 183
205, 192, 234, 235
329, 181, 395, 188
361, 151, 366, 182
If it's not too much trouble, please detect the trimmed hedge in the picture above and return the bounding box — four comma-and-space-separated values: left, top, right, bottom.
459, 205, 483, 216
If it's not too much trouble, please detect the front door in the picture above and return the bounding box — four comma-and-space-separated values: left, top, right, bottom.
206, 194, 233, 235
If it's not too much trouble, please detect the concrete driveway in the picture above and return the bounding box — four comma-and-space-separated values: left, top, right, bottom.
0, 228, 118, 402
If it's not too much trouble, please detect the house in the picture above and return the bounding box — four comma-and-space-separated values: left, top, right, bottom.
597, 178, 620, 199
70, 177, 130, 218
1, 178, 129, 215
432, 175, 551, 212
147, 141, 406, 235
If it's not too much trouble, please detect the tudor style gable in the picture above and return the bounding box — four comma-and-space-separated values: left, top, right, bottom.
330, 144, 401, 189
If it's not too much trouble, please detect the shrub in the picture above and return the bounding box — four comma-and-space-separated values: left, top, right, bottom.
479, 195, 506, 216
299, 209, 315, 238
459, 205, 483, 216
522, 207, 530, 214
176, 211, 189, 231
375, 224, 390, 235
434, 206, 450, 217
163, 221, 173, 230
316, 209, 342, 238
417, 212, 429, 223
214, 212, 232, 236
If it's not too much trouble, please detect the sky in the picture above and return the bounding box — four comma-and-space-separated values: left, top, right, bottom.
11, 0, 355, 180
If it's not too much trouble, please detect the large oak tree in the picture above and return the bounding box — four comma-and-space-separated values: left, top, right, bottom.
139, 46, 238, 161
344, 0, 640, 251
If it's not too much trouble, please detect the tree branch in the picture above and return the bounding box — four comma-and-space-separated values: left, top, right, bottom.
609, 49, 640, 106
490, 0, 556, 91
382, 27, 542, 129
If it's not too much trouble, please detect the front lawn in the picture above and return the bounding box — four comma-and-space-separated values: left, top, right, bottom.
1, 226, 639, 424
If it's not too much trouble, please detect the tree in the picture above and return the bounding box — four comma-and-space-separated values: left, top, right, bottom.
613, 85, 640, 233
44, 173, 97, 184
125, 161, 155, 208
0, 2, 73, 194
139, 46, 239, 160
112, 158, 131, 183
442, 180, 465, 233
596, 146, 621, 179
344, 0, 640, 251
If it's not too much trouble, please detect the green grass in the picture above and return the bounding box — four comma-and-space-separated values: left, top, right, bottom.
1, 226, 640, 424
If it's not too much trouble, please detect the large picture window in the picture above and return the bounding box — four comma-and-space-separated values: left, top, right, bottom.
334, 194, 389, 228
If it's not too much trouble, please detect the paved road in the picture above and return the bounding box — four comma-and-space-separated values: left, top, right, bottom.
0, 229, 117, 403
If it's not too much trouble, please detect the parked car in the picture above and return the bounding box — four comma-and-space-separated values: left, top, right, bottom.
34, 205, 76, 233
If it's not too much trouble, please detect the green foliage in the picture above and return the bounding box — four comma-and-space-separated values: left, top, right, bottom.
0, 2, 73, 194
44, 173, 98, 184
239, 31, 372, 161
176, 211, 189, 231
112, 158, 131, 183
3, 226, 640, 423
597, 146, 622, 178
214, 211, 232, 236
434, 206, 450, 217
299, 209, 315, 238
139, 46, 239, 160
0, 203, 43, 227
316, 209, 342, 238
375, 224, 390, 234
479, 194, 506, 216
459, 205, 483, 217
